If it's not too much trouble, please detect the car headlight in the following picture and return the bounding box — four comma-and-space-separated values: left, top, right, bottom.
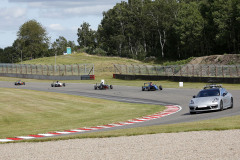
190, 100, 194, 104
212, 98, 219, 103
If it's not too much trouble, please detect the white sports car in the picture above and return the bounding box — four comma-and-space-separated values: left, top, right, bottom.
189, 84, 233, 114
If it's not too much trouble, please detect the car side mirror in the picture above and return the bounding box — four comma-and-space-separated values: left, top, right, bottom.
193, 95, 196, 98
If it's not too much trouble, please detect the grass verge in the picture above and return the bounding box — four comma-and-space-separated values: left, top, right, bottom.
22, 115, 240, 143
0, 88, 164, 139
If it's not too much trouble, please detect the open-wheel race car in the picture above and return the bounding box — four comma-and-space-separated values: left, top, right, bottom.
51, 81, 65, 87
15, 80, 25, 85
94, 81, 113, 90
142, 82, 163, 91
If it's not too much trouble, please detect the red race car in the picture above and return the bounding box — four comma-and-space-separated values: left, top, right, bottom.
94, 82, 113, 90
15, 80, 25, 85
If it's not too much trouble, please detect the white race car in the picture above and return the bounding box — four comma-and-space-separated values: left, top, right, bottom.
189, 84, 233, 114
51, 81, 65, 87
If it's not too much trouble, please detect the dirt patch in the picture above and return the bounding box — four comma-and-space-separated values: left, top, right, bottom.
188, 54, 240, 65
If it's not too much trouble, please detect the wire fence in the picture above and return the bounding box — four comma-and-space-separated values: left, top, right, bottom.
0, 63, 94, 76
114, 64, 240, 77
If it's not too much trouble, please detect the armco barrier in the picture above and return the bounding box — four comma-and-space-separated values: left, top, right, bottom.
113, 74, 240, 84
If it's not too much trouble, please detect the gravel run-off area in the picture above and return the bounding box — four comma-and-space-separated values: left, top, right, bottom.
1, 130, 240, 160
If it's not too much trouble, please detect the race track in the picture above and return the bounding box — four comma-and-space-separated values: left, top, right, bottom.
1, 81, 240, 135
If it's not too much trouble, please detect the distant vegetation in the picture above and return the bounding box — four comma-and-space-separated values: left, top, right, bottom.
0, 0, 239, 63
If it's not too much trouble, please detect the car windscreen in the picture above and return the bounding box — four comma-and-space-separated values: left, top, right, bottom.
197, 89, 220, 97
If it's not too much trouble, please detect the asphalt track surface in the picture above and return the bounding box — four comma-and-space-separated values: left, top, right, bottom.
1, 81, 240, 137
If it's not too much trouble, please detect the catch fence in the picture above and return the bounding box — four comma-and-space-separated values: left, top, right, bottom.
114, 64, 240, 78
0, 63, 94, 76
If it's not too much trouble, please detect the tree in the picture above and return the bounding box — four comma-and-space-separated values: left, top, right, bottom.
174, 1, 205, 58
16, 19, 50, 60
77, 22, 96, 50
52, 36, 76, 55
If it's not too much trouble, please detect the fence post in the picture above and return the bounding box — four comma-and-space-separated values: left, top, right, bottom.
154, 66, 158, 75
26, 65, 27, 74
200, 65, 202, 77
145, 65, 149, 75
58, 65, 60, 76
132, 64, 135, 75
192, 65, 195, 77
215, 65, 217, 77
65, 65, 67, 75
78, 64, 80, 76
236, 65, 239, 77
47, 65, 49, 75
71, 65, 73, 75
208, 66, 210, 77
222, 66, 224, 77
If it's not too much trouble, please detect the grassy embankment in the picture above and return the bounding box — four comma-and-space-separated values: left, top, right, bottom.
0, 52, 240, 143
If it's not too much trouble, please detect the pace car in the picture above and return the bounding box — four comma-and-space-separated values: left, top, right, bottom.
142, 82, 163, 91
189, 84, 233, 114
94, 82, 113, 90
15, 80, 25, 85
51, 81, 65, 87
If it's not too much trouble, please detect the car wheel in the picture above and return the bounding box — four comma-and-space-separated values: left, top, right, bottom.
23, 82, 25, 85
142, 87, 145, 91
94, 86, 97, 90
220, 100, 223, 111
110, 85, 113, 89
230, 98, 233, 108
63, 83, 65, 87
159, 85, 163, 90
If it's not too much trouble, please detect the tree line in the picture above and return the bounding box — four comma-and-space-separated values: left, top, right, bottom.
1, 0, 240, 63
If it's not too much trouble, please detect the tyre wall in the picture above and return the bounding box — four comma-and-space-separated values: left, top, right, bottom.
113, 74, 240, 84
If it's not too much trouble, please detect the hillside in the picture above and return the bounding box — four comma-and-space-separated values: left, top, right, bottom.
22, 52, 148, 77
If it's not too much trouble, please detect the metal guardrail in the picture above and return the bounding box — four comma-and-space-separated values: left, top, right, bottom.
0, 63, 94, 76
114, 64, 240, 78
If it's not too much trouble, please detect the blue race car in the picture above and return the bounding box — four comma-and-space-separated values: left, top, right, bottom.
142, 82, 163, 91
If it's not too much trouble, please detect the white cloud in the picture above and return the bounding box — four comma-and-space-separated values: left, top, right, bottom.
0, 7, 27, 30
48, 24, 65, 31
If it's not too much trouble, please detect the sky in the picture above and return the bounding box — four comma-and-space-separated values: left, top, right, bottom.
0, 0, 127, 49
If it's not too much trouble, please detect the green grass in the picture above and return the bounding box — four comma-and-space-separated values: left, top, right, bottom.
18, 115, 240, 143
0, 88, 164, 139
